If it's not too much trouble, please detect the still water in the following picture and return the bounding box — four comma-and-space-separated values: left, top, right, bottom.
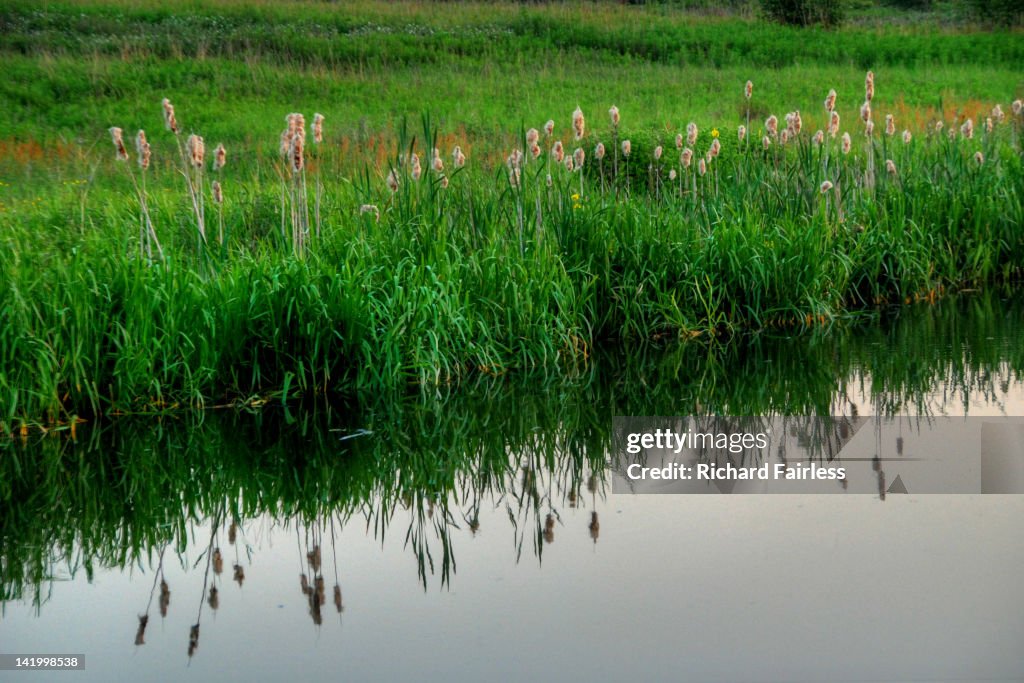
2, 294, 1023, 682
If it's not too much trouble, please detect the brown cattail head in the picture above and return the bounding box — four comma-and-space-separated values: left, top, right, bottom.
506, 149, 523, 170
289, 133, 303, 173
526, 128, 539, 147
360, 204, 380, 221
885, 159, 897, 175
669, 168, 677, 180
738, 125, 746, 142
860, 101, 871, 123
589, 511, 600, 543
208, 586, 219, 611
621, 139, 631, 157
885, 114, 895, 136
312, 113, 324, 144
865, 70, 875, 102
793, 110, 802, 135
813, 129, 824, 146
745, 80, 753, 99
410, 153, 421, 181
841, 132, 852, 154
1013, 100, 1023, 116
544, 119, 555, 137
698, 158, 706, 176
386, 169, 399, 192
333, 584, 343, 613
762, 135, 771, 151
974, 151, 984, 165
213, 548, 223, 574
563, 154, 574, 172
213, 143, 226, 171
829, 111, 840, 138
439, 174, 449, 189
709, 138, 721, 158
935, 120, 944, 133
530, 143, 541, 159
865, 120, 875, 137
680, 147, 693, 168
686, 122, 698, 146
961, 118, 974, 140
608, 105, 620, 128
135, 130, 151, 169
551, 140, 564, 163
161, 98, 178, 134
573, 146, 585, 169
992, 104, 1004, 123
765, 115, 778, 137
572, 106, 585, 141
452, 145, 466, 168
509, 166, 521, 188
902, 129, 912, 144
187, 134, 205, 168
985, 117, 993, 133
135, 614, 149, 646
109, 127, 129, 161
653, 145, 663, 161
820, 180, 833, 193
212, 180, 223, 204
675, 133, 684, 149
595, 142, 605, 160
824, 88, 837, 113
780, 129, 790, 145
431, 148, 444, 174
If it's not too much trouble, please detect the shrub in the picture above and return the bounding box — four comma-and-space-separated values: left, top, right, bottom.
759, 0, 846, 26
965, 0, 1023, 26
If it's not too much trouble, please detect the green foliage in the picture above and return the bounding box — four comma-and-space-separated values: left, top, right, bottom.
760, 0, 847, 25
965, 0, 1024, 25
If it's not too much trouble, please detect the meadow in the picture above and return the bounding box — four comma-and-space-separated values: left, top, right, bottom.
1, 0, 1023, 429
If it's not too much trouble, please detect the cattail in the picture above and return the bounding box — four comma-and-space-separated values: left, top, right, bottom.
573, 146, 585, 169
675, 133, 684, 149
865, 70, 875, 102
212, 180, 223, 204
233, 564, 245, 586
820, 180, 833, 193
829, 111, 840, 138
680, 147, 693, 168
841, 132, 852, 154
360, 204, 380, 221
431, 149, 444, 174
594, 142, 605, 160
935, 120, 944, 133
135, 130, 150, 169
865, 120, 874, 137
653, 145, 663, 161
572, 106, 585, 141
780, 129, 789, 145
762, 135, 771, 151
902, 130, 912, 144
813, 130, 824, 146
333, 585, 343, 613
961, 118, 974, 139
669, 168, 677, 181
563, 155, 574, 172
544, 119, 555, 137
289, 133, 303, 173
452, 145, 466, 168
860, 101, 871, 123
621, 139, 631, 157
545, 173, 552, 187
208, 586, 219, 611
526, 128, 540, 146
135, 614, 149, 646
738, 125, 746, 142
608, 105, 620, 128
312, 113, 324, 144
530, 143, 541, 160
686, 122, 698, 146
439, 175, 449, 189
745, 80, 753, 99
213, 143, 226, 171
985, 117, 993, 133
279, 129, 293, 158
551, 140, 564, 163
161, 98, 178, 134
1013, 100, 1022, 116
765, 115, 778, 137
948, 127, 957, 141
386, 168, 399, 192
293, 113, 306, 141
709, 138, 721, 158
698, 158, 706, 176
824, 88, 837, 113
992, 104, 1004, 123
793, 110, 802, 135
885, 159, 896, 175
213, 548, 223, 574
885, 114, 895, 136
187, 134, 205, 168
109, 127, 129, 161
589, 511, 600, 543
509, 166, 521, 187
974, 151, 984, 165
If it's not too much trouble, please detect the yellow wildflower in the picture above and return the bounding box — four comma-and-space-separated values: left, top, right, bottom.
711, 128, 720, 139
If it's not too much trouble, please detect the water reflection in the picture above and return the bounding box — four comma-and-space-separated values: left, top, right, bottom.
1, 293, 1023, 677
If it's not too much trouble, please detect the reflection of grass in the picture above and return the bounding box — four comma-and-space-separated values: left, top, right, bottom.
2, 292, 1023, 602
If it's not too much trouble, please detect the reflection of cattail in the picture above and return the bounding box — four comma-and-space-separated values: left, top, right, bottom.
187, 134, 205, 167
333, 584, 343, 613
762, 135, 771, 151
885, 114, 895, 136
902, 130, 912, 144
680, 147, 692, 168
208, 587, 219, 611
213, 143, 226, 171
961, 118, 974, 139
824, 88, 837, 113
765, 115, 778, 137
813, 130, 824, 146
686, 122, 698, 146
974, 151, 984, 165
360, 204, 380, 221
621, 139, 631, 157
161, 98, 178, 134
820, 180, 833, 193
135, 130, 150, 169
573, 147, 585, 169
159, 580, 170, 617
595, 142, 605, 160
589, 512, 600, 543
543, 514, 555, 544
865, 70, 875, 102
608, 105, 620, 128
109, 127, 129, 161
744, 80, 753, 99
737, 125, 746, 142
213, 548, 223, 574
544, 119, 555, 137
885, 159, 896, 175
841, 132, 852, 154
228, 522, 237, 544
829, 111, 840, 138
551, 140, 564, 163
572, 106, 585, 140
312, 113, 324, 144
188, 623, 200, 658
135, 614, 149, 646
308, 546, 322, 572
698, 158, 706, 176
233, 564, 245, 587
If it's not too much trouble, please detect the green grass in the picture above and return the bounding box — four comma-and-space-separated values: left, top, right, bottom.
1, 1, 1023, 426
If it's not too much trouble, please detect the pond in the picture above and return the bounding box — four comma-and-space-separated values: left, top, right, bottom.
2, 293, 1023, 682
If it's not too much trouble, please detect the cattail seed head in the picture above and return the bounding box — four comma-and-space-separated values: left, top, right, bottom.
762, 135, 771, 150
675, 133, 684, 149
829, 111, 840, 138
621, 139, 631, 157
686, 122, 698, 146
109, 127, 129, 161
509, 166, 521, 187
698, 158, 706, 176
386, 168, 399, 192
526, 128, 539, 146
530, 143, 541, 160
452, 145, 466, 169
312, 113, 324, 144
709, 138, 721, 158
885, 159, 896, 175
608, 105, 620, 128
841, 132, 852, 154
594, 142, 605, 160
738, 125, 746, 142
161, 98, 178, 134
780, 129, 789, 145
551, 140, 564, 163
212, 180, 223, 204
820, 180, 833, 193
984, 117, 993, 133
935, 121, 944, 133
813, 130, 824, 146
680, 147, 693, 168
213, 143, 226, 171
653, 145, 663, 161
431, 148, 444, 174
745, 80, 753, 99
1013, 100, 1023, 116
544, 119, 555, 137
573, 146, 585, 169
572, 106, 585, 141
860, 101, 872, 123
135, 130, 151, 169
865, 120, 875, 137
289, 134, 303, 173
865, 70, 875, 102
187, 134, 205, 168
961, 118, 974, 140
992, 104, 1004, 123
902, 129, 912, 144
765, 115, 778, 137
563, 155, 574, 172
439, 175, 449, 189
824, 89, 837, 113
948, 127, 957, 141
885, 114, 895, 136
669, 168, 677, 180
974, 151, 984, 165
360, 203, 380, 221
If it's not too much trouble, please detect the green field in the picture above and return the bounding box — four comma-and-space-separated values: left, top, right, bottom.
1, 0, 1023, 428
